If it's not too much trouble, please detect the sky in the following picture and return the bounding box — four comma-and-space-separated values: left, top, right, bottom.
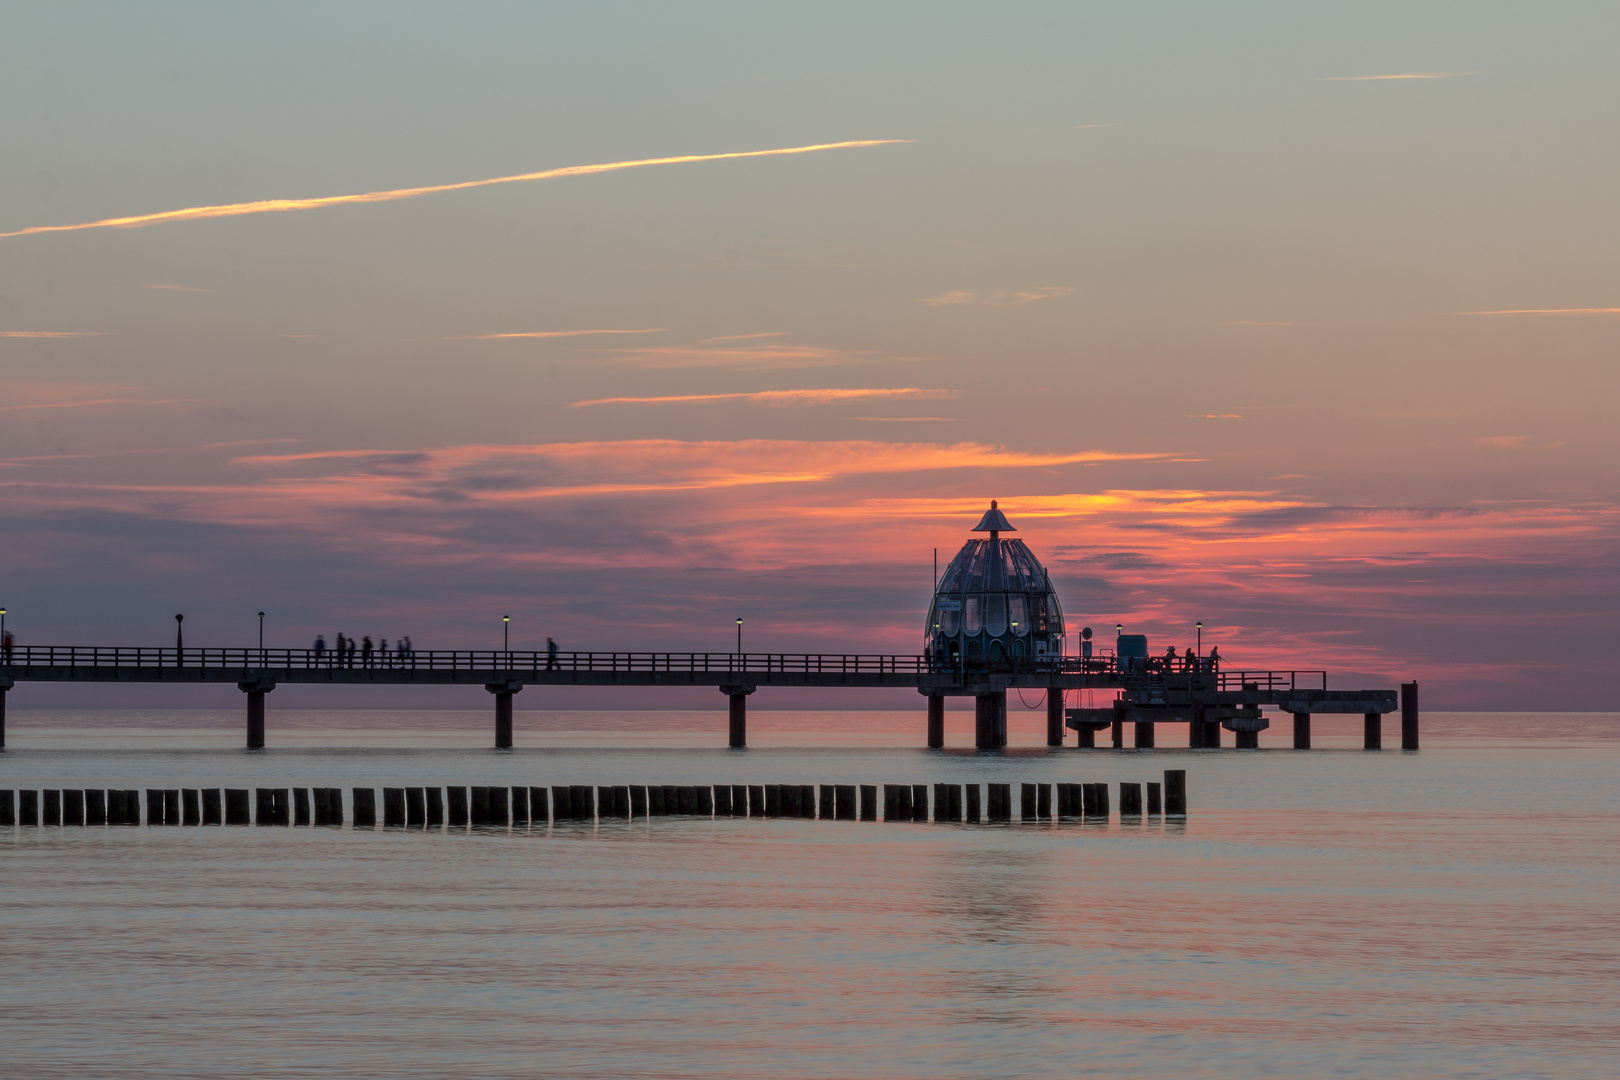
2, 1, 1617, 711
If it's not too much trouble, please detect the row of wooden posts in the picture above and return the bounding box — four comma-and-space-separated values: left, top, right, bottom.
0, 771, 1187, 827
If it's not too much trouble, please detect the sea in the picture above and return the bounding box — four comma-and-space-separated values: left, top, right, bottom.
2, 707, 1616, 1079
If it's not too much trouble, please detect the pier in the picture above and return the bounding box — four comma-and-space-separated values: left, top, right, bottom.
0, 644, 1410, 751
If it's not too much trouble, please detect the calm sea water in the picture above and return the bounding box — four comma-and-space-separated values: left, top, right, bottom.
3, 709, 1617, 1079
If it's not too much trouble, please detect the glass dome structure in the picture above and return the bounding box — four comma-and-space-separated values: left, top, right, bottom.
926, 501, 1064, 664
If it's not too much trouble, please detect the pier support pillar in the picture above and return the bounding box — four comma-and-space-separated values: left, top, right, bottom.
721, 684, 755, 748
1363, 711, 1382, 750
927, 695, 945, 748
974, 691, 1006, 749
1111, 718, 1124, 749
1401, 682, 1419, 750
486, 681, 523, 749
1045, 691, 1064, 747
0, 678, 10, 750
1134, 721, 1155, 749
1077, 724, 1096, 748
1293, 712, 1311, 749
237, 679, 275, 749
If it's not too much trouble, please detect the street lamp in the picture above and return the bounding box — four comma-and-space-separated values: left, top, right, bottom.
503, 615, 510, 652
736, 617, 743, 655
175, 613, 184, 665
1196, 621, 1203, 656
258, 611, 265, 653
1, 607, 7, 641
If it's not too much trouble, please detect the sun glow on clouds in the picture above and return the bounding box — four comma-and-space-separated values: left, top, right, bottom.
0, 140, 910, 240
6, 431, 1615, 696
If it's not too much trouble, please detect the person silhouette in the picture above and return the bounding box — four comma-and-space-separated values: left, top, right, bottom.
546, 637, 558, 671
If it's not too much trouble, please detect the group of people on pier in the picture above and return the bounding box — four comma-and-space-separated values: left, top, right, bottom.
314, 634, 414, 668
1119, 647, 1220, 676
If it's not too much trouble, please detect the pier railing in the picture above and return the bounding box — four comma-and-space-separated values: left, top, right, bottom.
0, 646, 1326, 689
0, 646, 940, 675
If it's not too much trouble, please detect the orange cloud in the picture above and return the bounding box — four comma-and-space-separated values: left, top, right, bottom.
461, 329, 664, 339
701, 332, 788, 343
1459, 307, 1620, 316
569, 388, 957, 408
0, 140, 911, 240
594, 343, 903, 370
921, 287, 1070, 307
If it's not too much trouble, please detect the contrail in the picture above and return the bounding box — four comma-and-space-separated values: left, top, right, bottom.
570, 388, 957, 408
0, 139, 910, 241
1322, 72, 1477, 81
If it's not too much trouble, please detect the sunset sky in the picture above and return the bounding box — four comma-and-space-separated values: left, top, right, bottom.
3, 3, 1616, 710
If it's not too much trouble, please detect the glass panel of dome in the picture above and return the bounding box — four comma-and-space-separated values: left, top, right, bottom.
964, 595, 981, 635
965, 544, 987, 591
985, 594, 1007, 636
1009, 595, 1028, 635
940, 608, 959, 635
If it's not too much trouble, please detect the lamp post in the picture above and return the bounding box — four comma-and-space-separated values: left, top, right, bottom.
736, 617, 743, 655
258, 611, 265, 653
503, 615, 510, 650
175, 613, 184, 667
1196, 621, 1203, 657
1, 607, 7, 641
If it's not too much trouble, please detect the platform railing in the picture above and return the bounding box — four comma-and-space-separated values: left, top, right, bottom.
1117, 668, 1329, 694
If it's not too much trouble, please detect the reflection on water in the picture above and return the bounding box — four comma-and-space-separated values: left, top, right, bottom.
1, 712, 1617, 1078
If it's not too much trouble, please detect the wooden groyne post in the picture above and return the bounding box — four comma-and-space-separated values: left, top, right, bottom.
1164, 769, 1186, 816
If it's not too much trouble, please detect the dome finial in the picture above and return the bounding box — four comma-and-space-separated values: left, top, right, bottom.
971, 501, 1015, 537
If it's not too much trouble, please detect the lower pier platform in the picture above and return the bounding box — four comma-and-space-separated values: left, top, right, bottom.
1065, 682, 1418, 750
